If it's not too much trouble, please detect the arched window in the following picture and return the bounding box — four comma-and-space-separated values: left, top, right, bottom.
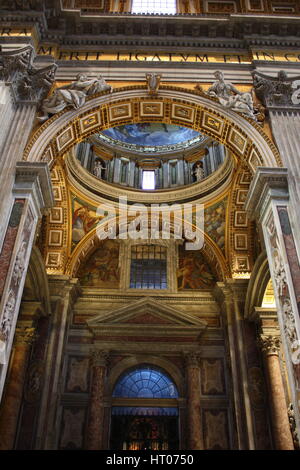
131, 0, 177, 15
111, 365, 179, 449
113, 365, 179, 399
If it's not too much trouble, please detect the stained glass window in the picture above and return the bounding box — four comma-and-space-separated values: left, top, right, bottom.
113, 366, 179, 399
131, 0, 176, 15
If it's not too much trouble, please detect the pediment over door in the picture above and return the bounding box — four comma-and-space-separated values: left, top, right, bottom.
87, 297, 207, 352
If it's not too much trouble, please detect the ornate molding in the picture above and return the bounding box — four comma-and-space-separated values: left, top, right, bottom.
0, 45, 57, 105
23, 86, 281, 168
245, 167, 289, 222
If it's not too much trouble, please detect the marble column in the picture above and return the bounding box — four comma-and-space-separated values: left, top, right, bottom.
214, 282, 253, 449
260, 335, 294, 450
252, 71, 300, 256
0, 325, 36, 449
186, 352, 203, 450
86, 350, 109, 450
35, 276, 79, 450
0, 163, 53, 403
245, 167, 300, 440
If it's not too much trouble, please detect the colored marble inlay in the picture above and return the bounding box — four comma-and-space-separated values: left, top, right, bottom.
278, 206, 300, 315
0, 200, 25, 296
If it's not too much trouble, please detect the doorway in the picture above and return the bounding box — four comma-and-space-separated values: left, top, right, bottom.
110, 365, 180, 450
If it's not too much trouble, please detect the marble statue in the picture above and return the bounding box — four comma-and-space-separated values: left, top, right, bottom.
207, 71, 256, 119
146, 73, 161, 95
39, 73, 113, 121
93, 161, 106, 179
194, 164, 204, 182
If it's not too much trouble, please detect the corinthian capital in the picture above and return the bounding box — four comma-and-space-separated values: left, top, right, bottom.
260, 335, 281, 356
185, 351, 200, 368
90, 349, 109, 367
252, 70, 300, 109
15, 326, 37, 346
0, 45, 57, 105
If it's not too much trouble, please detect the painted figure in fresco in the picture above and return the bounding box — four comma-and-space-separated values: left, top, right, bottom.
207, 70, 255, 119
79, 241, 120, 287
204, 203, 226, 251
39, 73, 112, 121
72, 205, 102, 243
177, 252, 215, 289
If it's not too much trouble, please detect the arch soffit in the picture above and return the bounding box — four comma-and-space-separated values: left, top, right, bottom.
24, 86, 281, 171
107, 355, 184, 398
244, 250, 271, 320
26, 246, 51, 315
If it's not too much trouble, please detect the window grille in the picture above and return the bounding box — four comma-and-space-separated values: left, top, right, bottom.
131, 0, 176, 15
130, 245, 167, 289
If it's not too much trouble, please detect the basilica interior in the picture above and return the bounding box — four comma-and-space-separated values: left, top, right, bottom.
0, 0, 300, 451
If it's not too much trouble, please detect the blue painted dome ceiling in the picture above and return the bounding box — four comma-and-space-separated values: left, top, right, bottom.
97, 123, 204, 154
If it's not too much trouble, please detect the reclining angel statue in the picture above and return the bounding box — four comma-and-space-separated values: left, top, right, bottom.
39, 73, 112, 121
207, 71, 256, 120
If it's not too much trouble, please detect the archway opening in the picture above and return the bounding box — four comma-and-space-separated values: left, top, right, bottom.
110, 364, 180, 450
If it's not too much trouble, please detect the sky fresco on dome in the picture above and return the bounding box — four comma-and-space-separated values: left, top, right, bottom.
101, 123, 200, 147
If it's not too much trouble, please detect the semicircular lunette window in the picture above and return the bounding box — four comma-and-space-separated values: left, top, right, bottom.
113, 366, 179, 399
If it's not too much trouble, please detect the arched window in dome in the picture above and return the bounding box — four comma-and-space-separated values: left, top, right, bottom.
113, 365, 179, 399
131, 0, 177, 15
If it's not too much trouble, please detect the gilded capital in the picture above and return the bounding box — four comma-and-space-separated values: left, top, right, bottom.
185, 352, 200, 368
90, 349, 109, 368
15, 326, 37, 346
260, 335, 281, 356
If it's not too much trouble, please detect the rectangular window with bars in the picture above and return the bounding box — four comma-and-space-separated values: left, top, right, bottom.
131, 0, 177, 14
130, 245, 167, 289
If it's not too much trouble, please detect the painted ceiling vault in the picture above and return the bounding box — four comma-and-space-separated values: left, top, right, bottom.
100, 123, 201, 151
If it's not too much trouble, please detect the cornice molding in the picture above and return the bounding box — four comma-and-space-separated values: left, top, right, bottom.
245, 167, 289, 222
1, 11, 300, 49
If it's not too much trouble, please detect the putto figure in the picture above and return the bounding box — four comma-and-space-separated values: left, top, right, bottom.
146, 73, 162, 95
39, 73, 113, 121
207, 71, 256, 119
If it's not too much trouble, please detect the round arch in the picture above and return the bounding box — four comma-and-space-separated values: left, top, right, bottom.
24, 86, 281, 172
244, 250, 271, 320
107, 355, 184, 397
66, 217, 230, 280
23, 246, 51, 316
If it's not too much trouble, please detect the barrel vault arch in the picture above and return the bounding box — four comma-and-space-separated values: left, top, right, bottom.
23, 86, 281, 171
